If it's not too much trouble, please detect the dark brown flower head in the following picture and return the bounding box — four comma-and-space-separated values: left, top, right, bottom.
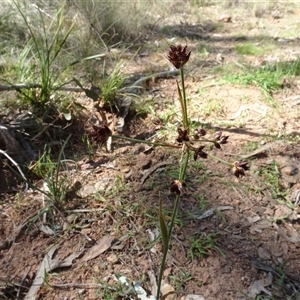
194, 145, 208, 161
232, 161, 249, 178
215, 131, 229, 144
176, 128, 189, 143
214, 131, 229, 149
170, 179, 186, 195
167, 45, 191, 69
214, 142, 221, 149
88, 124, 112, 145
194, 128, 207, 140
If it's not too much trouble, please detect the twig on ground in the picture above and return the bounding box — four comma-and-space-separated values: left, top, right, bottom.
0, 149, 28, 192
0, 210, 38, 251
140, 161, 173, 186
16, 269, 30, 300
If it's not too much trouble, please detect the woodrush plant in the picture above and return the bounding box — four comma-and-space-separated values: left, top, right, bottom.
10, 1, 75, 117
87, 44, 249, 299
30, 135, 77, 223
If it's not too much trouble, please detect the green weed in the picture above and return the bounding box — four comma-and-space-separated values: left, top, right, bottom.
188, 233, 224, 260
258, 162, 289, 203
31, 136, 76, 208
100, 61, 126, 110
234, 42, 264, 56
10, 1, 75, 117
223, 60, 300, 104
196, 194, 209, 210
169, 271, 194, 293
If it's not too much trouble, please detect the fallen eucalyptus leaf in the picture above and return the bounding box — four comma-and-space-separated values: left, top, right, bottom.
182, 295, 206, 300
25, 245, 82, 300
39, 224, 55, 236
195, 206, 233, 220
247, 280, 272, 298
81, 235, 115, 262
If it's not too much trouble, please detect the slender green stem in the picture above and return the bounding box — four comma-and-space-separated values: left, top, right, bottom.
208, 153, 232, 166
156, 66, 190, 300
112, 135, 181, 149
156, 150, 190, 300
170, 150, 190, 238
180, 68, 188, 132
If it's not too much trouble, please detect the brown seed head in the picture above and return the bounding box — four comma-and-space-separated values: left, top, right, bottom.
194, 146, 208, 160
232, 161, 249, 178
170, 179, 186, 195
176, 128, 189, 143
88, 124, 112, 145
167, 45, 191, 69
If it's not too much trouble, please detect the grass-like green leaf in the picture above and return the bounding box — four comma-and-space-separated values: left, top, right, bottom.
159, 199, 168, 252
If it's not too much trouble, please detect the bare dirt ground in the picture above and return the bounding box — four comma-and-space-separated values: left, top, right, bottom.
1, 3, 300, 300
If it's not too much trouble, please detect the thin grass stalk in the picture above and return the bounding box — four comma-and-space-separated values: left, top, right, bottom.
156, 64, 190, 299
112, 135, 181, 149
180, 67, 189, 132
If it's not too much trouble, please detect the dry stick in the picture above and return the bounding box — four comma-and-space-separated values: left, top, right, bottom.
0, 70, 179, 95
140, 161, 173, 186
16, 269, 30, 300
0, 84, 83, 92
0, 150, 28, 192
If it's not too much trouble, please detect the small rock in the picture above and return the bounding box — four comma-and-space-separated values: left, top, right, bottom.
163, 267, 172, 277
107, 253, 118, 264
257, 247, 271, 260
183, 295, 206, 300
78, 184, 96, 198
216, 53, 224, 64
133, 144, 145, 155
122, 167, 131, 173
161, 282, 175, 300
281, 165, 299, 176
93, 264, 100, 273
218, 13, 232, 23
232, 199, 240, 206
274, 205, 297, 221
272, 10, 282, 19
227, 244, 234, 250
94, 177, 114, 191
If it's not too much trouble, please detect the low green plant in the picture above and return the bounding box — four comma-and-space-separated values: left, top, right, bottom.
31, 135, 75, 208
86, 44, 249, 299
196, 195, 209, 210
9, 1, 75, 117
234, 42, 264, 56
223, 60, 300, 104
100, 61, 127, 110
258, 162, 288, 201
188, 233, 224, 260
169, 271, 194, 293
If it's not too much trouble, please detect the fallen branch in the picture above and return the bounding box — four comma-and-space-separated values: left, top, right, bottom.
0, 84, 83, 92
0, 149, 28, 192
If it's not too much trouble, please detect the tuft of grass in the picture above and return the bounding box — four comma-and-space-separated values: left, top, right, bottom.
258, 162, 290, 206
3, 1, 76, 118
30, 136, 76, 208
223, 60, 300, 103
100, 61, 127, 111
199, 97, 225, 117
196, 194, 209, 210
234, 42, 264, 56
188, 233, 224, 260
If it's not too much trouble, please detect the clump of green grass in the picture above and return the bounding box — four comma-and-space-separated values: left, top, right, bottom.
223, 60, 300, 103
0, 1, 76, 119
188, 233, 223, 260
234, 42, 264, 56
258, 162, 288, 201
100, 61, 126, 110
30, 136, 76, 206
